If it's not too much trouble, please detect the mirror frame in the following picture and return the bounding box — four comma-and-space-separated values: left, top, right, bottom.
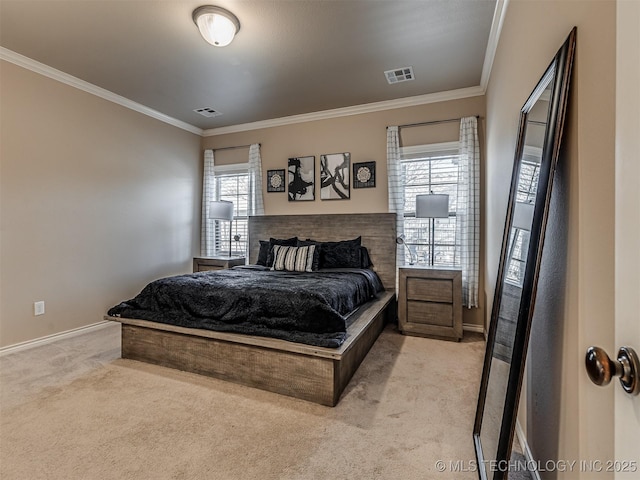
473, 27, 576, 480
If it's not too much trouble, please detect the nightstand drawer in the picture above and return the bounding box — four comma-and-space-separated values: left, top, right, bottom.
406, 277, 453, 303
193, 257, 245, 272
197, 265, 225, 272
407, 301, 453, 327
398, 267, 462, 341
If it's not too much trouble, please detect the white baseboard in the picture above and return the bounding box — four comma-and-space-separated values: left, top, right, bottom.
515, 420, 542, 480
0, 320, 113, 356
463, 323, 485, 334
3, 320, 484, 354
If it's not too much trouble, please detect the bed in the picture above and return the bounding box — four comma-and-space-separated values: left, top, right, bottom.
105, 213, 397, 406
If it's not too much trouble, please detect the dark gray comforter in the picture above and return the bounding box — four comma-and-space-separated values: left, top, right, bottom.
108, 266, 383, 348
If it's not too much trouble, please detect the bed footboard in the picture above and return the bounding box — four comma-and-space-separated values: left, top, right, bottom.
111, 291, 394, 406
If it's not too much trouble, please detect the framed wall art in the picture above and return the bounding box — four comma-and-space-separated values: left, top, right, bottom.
320, 152, 350, 200
267, 169, 285, 192
288, 156, 315, 201
353, 161, 376, 189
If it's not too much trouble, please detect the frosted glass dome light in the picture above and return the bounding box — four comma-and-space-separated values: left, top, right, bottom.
193, 6, 240, 47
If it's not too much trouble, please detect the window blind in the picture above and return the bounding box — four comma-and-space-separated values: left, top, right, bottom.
400, 149, 460, 266
214, 173, 249, 257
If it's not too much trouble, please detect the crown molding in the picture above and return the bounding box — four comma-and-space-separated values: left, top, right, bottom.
0, 47, 203, 136
480, 0, 510, 90
2, 5, 508, 141
202, 85, 485, 136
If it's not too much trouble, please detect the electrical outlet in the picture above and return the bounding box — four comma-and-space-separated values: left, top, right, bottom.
34, 301, 45, 316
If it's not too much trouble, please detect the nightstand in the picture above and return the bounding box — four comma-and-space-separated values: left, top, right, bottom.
193, 256, 246, 272
398, 266, 463, 341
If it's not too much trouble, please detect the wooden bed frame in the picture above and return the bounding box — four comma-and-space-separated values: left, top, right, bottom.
106, 213, 397, 406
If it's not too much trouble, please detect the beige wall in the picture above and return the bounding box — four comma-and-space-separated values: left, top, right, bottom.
485, 0, 616, 475
204, 98, 484, 215
0, 61, 202, 347
1, 61, 488, 343
203, 96, 487, 327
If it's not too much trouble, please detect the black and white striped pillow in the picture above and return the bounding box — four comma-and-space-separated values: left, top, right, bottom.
270, 245, 316, 272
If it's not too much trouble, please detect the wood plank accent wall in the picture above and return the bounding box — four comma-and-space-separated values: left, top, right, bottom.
248, 213, 397, 291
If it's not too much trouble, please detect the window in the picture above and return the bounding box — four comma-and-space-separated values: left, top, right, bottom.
400, 142, 459, 267
505, 147, 541, 286
202, 146, 263, 259
213, 166, 249, 257
505, 229, 530, 286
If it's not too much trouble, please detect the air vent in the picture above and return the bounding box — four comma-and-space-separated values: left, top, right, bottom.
384, 66, 415, 84
194, 107, 222, 118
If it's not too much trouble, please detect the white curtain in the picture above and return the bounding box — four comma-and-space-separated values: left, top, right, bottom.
386, 126, 405, 266
248, 143, 264, 216
201, 149, 216, 256
456, 117, 480, 308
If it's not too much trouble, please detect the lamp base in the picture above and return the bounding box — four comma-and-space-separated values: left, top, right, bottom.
429, 218, 436, 266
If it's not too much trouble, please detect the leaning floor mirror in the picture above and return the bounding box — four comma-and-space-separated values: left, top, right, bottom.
473, 28, 576, 479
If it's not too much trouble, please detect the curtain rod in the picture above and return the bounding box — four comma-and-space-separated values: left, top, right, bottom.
389, 115, 480, 130
212, 143, 260, 152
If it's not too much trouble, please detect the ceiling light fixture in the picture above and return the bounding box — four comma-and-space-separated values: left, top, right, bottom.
192, 5, 240, 47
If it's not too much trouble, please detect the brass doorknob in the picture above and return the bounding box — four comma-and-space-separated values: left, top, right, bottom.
585, 346, 640, 395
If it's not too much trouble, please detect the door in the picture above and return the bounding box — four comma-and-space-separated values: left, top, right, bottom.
614, 1, 640, 476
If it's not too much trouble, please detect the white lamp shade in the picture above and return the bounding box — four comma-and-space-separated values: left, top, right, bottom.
193, 6, 240, 47
416, 194, 449, 218
209, 200, 234, 221
512, 202, 535, 230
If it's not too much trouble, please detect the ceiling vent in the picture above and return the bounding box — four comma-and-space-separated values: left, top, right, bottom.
194, 107, 222, 118
384, 67, 415, 85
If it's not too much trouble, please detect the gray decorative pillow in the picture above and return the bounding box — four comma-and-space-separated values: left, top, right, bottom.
271, 245, 316, 272
263, 237, 298, 267
256, 240, 271, 266
318, 237, 362, 269
359, 246, 373, 268
297, 239, 320, 270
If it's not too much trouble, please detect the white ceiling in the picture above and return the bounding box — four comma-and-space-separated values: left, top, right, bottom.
0, 0, 498, 132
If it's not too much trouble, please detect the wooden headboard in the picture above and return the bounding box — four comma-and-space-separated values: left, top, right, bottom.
248, 213, 397, 291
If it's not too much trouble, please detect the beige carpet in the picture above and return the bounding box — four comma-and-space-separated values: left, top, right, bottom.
1, 322, 485, 480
